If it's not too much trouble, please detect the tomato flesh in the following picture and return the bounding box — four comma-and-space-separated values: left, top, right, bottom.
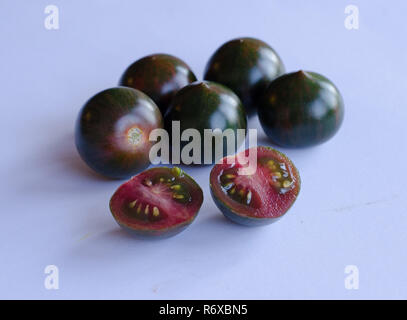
110, 167, 203, 237
210, 146, 300, 225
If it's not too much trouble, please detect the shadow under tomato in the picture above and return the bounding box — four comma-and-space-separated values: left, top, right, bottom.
53, 133, 112, 182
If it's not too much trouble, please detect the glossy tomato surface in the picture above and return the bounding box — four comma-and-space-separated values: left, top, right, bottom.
204, 37, 285, 116
75, 87, 163, 179
119, 54, 197, 115
258, 70, 344, 148
164, 81, 247, 165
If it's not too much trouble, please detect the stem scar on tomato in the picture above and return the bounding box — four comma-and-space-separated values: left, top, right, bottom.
75, 87, 163, 179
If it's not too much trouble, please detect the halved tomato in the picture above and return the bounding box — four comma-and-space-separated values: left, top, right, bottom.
210, 146, 300, 226
110, 167, 203, 238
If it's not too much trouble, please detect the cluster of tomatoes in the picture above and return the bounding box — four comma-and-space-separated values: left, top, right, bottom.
75, 37, 344, 238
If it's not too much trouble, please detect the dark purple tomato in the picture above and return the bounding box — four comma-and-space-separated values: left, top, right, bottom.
258, 71, 344, 148
210, 146, 300, 226
204, 37, 285, 116
119, 54, 197, 115
110, 167, 203, 238
75, 87, 163, 179
164, 81, 247, 165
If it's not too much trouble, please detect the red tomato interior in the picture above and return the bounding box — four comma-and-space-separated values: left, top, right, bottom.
110, 168, 203, 230
210, 146, 300, 218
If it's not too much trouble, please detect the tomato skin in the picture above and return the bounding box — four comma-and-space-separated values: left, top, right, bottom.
209, 187, 284, 227
109, 167, 203, 238
209, 146, 300, 226
258, 71, 344, 148
75, 87, 163, 179
165, 81, 248, 164
204, 37, 285, 116
119, 54, 197, 115
113, 219, 192, 239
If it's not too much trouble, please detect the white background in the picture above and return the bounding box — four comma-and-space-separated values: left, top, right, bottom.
1, 0, 406, 299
